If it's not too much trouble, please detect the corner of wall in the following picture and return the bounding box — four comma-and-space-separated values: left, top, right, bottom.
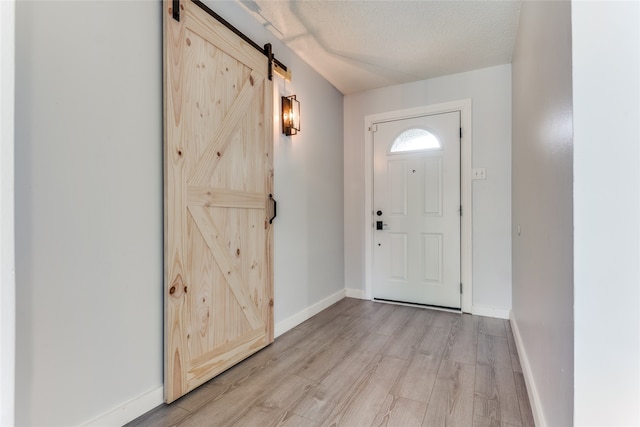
471, 305, 510, 319
509, 312, 546, 427
0, 1, 16, 425
275, 289, 346, 337
345, 288, 366, 299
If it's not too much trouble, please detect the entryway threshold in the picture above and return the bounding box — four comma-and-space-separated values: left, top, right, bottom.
373, 298, 462, 314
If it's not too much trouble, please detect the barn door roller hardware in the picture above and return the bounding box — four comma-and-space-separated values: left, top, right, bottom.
172, 0, 291, 81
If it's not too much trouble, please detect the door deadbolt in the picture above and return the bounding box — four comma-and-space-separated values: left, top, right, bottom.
376, 210, 382, 216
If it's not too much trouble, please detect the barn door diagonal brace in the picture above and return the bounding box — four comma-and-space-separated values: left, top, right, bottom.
176, 0, 290, 81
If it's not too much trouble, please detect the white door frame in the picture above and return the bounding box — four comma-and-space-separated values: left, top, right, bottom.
364, 99, 472, 313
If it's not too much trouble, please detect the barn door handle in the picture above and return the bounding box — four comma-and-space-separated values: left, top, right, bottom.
269, 194, 277, 224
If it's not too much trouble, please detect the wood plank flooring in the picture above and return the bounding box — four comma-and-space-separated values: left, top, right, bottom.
127, 298, 534, 427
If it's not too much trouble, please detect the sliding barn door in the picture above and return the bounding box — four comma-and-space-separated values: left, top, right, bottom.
164, 0, 274, 403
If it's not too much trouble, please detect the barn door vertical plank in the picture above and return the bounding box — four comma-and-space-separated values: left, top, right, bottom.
164, 0, 187, 403
263, 79, 274, 343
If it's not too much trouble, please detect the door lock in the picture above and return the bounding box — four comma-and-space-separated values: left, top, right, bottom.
376, 221, 389, 230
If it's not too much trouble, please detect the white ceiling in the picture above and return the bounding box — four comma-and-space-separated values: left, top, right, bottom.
236, 0, 522, 94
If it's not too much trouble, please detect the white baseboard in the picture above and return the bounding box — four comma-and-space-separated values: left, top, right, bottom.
345, 288, 366, 299
81, 386, 164, 427
79, 298, 525, 426
471, 304, 511, 319
510, 313, 546, 427
274, 289, 346, 338
82, 291, 348, 426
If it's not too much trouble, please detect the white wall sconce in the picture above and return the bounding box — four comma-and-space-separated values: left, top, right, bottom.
281, 95, 300, 136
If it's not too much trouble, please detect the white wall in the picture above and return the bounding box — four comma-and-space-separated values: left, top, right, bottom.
0, 1, 15, 425
512, 3, 640, 426
15, 2, 164, 425
511, 2, 574, 426
272, 65, 345, 324
205, 0, 345, 336
344, 64, 512, 313
572, 2, 640, 425
14, 0, 343, 425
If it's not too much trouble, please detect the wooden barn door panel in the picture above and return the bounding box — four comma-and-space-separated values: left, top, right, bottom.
164, 0, 274, 403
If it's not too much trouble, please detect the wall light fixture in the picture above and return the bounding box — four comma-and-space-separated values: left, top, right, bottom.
281, 95, 300, 136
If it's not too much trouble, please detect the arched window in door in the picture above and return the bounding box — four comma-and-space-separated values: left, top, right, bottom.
389, 128, 441, 153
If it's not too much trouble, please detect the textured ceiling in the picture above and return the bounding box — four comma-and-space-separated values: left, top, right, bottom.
237, 0, 522, 94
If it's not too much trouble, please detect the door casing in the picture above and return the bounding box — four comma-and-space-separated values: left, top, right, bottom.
364, 99, 472, 313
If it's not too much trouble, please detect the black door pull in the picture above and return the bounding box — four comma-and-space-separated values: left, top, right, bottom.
269, 194, 277, 224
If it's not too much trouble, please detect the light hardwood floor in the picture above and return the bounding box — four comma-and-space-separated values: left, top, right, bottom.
127, 298, 534, 427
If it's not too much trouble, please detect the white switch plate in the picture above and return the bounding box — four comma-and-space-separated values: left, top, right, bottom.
472, 168, 486, 180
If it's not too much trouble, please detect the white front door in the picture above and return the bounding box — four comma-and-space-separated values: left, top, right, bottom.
372, 112, 461, 308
